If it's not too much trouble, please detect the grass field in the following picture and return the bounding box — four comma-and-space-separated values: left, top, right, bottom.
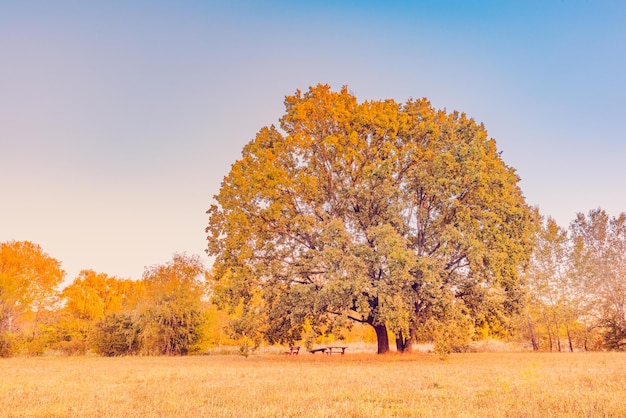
1, 351, 625, 417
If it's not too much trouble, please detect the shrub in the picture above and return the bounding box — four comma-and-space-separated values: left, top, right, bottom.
603, 317, 626, 351
0, 332, 17, 357
91, 314, 140, 357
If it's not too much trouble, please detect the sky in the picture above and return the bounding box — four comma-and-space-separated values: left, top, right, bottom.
1, 1, 625, 284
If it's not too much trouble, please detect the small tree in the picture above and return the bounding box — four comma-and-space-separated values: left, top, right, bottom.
0, 241, 64, 356
138, 254, 208, 355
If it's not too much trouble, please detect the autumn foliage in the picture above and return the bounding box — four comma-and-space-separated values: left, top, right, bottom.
0, 246, 215, 357
0, 241, 64, 356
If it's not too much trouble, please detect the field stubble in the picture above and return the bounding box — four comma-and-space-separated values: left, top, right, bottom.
1, 351, 625, 417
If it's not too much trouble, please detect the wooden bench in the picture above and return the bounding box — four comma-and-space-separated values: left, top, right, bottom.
284, 346, 300, 355
309, 347, 328, 354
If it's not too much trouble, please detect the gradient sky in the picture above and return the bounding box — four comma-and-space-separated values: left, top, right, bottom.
1, 1, 625, 283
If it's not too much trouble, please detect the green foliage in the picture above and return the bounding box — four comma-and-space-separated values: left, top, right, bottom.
415, 288, 474, 358
139, 304, 203, 356
207, 85, 534, 353
91, 314, 140, 357
138, 253, 208, 355
602, 316, 626, 351
433, 318, 473, 359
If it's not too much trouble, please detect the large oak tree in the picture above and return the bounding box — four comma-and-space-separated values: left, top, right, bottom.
207, 85, 534, 353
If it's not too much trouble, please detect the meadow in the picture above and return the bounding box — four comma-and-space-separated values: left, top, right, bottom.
1, 350, 625, 417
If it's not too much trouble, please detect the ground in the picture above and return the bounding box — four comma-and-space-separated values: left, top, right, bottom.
1, 351, 625, 417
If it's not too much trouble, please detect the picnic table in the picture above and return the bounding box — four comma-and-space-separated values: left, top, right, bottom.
308, 346, 348, 355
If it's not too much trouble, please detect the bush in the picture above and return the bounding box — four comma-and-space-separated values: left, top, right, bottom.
0, 332, 17, 357
55, 339, 87, 356
603, 317, 626, 351
91, 314, 140, 357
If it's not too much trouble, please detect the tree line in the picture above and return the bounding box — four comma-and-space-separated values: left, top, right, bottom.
2, 85, 624, 356
2, 206, 623, 358
0, 247, 227, 357
523, 209, 626, 351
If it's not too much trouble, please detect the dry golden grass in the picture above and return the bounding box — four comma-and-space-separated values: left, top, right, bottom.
1, 351, 625, 417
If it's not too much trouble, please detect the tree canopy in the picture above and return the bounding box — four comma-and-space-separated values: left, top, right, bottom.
207, 84, 535, 353
0, 240, 64, 356
0, 241, 64, 334
57, 270, 144, 355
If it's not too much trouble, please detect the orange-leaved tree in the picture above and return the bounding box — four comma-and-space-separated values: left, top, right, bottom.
58, 270, 144, 355
0, 240, 64, 356
207, 85, 534, 353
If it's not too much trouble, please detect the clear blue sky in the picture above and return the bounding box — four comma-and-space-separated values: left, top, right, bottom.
1, 1, 625, 282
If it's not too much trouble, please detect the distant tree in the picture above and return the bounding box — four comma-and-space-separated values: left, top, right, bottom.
0, 241, 64, 356
570, 209, 626, 350
56, 270, 144, 355
138, 254, 208, 355
523, 216, 582, 351
207, 84, 535, 353
62, 270, 144, 321
91, 313, 140, 357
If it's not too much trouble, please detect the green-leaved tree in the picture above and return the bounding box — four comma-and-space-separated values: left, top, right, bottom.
138, 254, 208, 355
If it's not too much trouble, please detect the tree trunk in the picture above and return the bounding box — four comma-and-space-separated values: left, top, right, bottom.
396, 330, 406, 353
566, 323, 574, 352
525, 311, 539, 351
372, 323, 390, 354
395, 328, 415, 353
553, 313, 562, 352
407, 327, 416, 353
543, 311, 553, 351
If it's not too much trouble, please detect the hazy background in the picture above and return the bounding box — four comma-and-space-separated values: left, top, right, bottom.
1, 1, 624, 283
